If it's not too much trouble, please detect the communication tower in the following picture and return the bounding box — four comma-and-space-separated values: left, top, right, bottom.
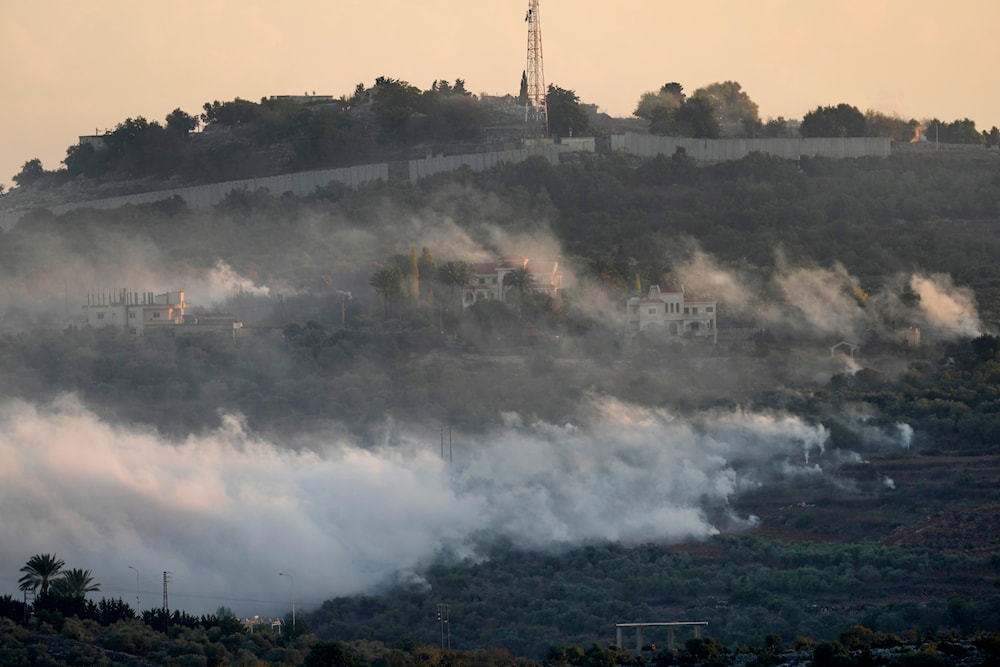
524, 0, 548, 138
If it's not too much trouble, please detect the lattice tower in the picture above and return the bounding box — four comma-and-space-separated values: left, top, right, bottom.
524, 0, 548, 137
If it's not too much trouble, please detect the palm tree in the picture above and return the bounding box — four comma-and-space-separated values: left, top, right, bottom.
503, 267, 535, 300
503, 267, 536, 319
436, 260, 474, 306
51, 568, 100, 599
18, 554, 65, 596
369, 265, 403, 320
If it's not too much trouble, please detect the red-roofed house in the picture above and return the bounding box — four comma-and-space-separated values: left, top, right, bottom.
625, 284, 717, 343
462, 256, 563, 308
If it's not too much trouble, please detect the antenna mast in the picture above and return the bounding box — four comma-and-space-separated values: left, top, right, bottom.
524, 0, 548, 138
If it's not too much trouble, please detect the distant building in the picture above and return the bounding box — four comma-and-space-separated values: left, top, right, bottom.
83, 289, 242, 339
462, 256, 563, 308
625, 284, 717, 343
77, 134, 108, 150
830, 340, 861, 358
268, 94, 335, 105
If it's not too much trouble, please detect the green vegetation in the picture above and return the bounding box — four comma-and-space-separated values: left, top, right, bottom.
5, 545, 1000, 665
3, 78, 1000, 666
9, 76, 999, 191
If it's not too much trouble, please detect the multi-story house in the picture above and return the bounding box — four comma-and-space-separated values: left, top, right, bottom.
625, 284, 717, 343
462, 256, 563, 308
83, 289, 241, 338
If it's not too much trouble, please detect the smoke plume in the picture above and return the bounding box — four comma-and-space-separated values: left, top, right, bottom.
0, 393, 840, 617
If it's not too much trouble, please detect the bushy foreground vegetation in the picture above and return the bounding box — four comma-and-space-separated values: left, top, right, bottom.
4, 538, 1000, 666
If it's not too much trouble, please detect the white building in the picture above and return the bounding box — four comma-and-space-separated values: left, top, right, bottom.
83, 289, 242, 338
462, 256, 563, 308
625, 284, 717, 343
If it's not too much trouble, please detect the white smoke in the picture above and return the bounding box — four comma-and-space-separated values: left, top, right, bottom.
910, 273, 982, 338
772, 261, 868, 339
674, 250, 755, 311
896, 422, 913, 449
0, 394, 833, 617
192, 260, 272, 304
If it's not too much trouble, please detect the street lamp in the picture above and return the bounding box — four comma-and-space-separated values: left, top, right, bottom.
127, 565, 140, 614
278, 572, 295, 633
337, 290, 352, 329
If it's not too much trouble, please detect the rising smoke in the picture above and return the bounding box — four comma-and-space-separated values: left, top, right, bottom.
0, 392, 902, 618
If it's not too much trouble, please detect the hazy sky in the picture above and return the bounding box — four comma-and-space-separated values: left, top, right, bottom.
2, 0, 999, 191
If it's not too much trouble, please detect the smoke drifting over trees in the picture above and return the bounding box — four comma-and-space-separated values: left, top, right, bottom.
0, 392, 913, 617
0, 146, 997, 639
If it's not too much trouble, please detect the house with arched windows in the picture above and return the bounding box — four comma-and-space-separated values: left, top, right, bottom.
625, 284, 717, 343
462, 256, 563, 308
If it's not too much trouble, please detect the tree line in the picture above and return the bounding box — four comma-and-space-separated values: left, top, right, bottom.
7, 75, 997, 194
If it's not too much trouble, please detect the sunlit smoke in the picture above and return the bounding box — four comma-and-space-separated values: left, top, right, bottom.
1, 394, 835, 617
191, 260, 271, 304
773, 261, 867, 339
674, 250, 754, 312
910, 273, 982, 338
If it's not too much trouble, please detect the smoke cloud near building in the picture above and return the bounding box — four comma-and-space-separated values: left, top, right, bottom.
0, 392, 904, 617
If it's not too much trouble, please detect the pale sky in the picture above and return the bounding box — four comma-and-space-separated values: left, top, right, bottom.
2, 0, 999, 192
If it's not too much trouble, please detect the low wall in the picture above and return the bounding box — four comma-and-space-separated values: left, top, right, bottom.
610, 133, 890, 162
407, 144, 568, 183
0, 163, 388, 228
0, 134, 892, 228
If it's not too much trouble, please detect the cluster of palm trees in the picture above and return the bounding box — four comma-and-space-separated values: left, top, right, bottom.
18, 553, 100, 600
370, 259, 479, 321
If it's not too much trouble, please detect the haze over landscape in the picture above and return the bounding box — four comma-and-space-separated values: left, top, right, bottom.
3, 0, 1000, 191
2, 2, 1000, 664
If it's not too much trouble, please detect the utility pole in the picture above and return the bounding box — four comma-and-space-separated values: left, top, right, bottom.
439, 425, 453, 476
337, 290, 352, 329
437, 604, 450, 650
128, 565, 140, 615
524, 0, 548, 139
279, 572, 296, 633
162, 571, 172, 636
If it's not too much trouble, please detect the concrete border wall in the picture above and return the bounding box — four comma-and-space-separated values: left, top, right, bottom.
0, 135, 890, 228
407, 144, 567, 183
610, 133, 890, 161
0, 163, 388, 228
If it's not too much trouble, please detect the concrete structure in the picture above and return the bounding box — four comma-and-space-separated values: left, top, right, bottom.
0, 164, 389, 230
0, 145, 578, 229
611, 133, 890, 162
463, 256, 563, 308
830, 340, 861, 358
268, 94, 335, 105
406, 144, 566, 183
0, 134, 893, 230
83, 289, 242, 338
626, 284, 717, 343
615, 621, 708, 652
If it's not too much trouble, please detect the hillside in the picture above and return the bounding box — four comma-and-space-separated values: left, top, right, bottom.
1, 122, 1000, 665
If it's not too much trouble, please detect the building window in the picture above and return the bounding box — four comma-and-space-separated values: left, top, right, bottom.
647, 308, 656, 315
684, 308, 690, 315
129, 311, 136, 318
706, 306, 714, 312
153, 312, 161, 319
129, 328, 137, 335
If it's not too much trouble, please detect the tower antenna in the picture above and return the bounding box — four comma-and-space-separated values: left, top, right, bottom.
524, 0, 548, 138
